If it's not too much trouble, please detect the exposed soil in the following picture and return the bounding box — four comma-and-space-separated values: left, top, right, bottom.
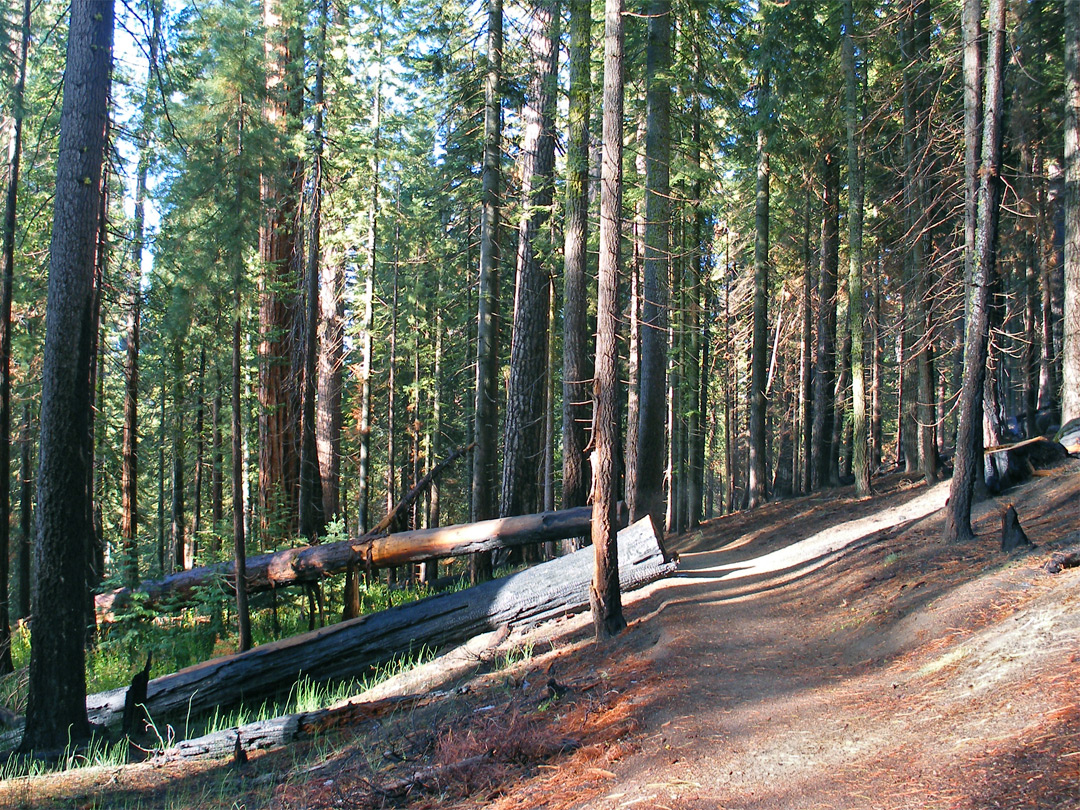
4, 460, 1079, 810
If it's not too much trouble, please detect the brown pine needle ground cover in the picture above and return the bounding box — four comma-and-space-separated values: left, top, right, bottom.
3, 459, 1079, 809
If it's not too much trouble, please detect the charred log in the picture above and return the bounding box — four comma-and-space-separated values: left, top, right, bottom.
86, 518, 674, 730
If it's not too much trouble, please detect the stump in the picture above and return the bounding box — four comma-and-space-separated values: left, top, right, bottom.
1000, 504, 1033, 553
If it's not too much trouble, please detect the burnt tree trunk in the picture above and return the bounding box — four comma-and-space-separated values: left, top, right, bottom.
20, 0, 113, 752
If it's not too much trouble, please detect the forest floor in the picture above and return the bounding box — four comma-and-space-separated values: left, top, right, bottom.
3, 457, 1080, 810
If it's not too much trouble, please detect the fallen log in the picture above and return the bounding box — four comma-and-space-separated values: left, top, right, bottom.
155, 691, 448, 761
95, 505, 600, 621
86, 517, 674, 730
1045, 546, 1080, 574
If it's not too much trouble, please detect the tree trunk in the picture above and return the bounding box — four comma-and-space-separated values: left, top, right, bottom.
317, 250, 343, 524
86, 152, 108, 630
0, 0, 31, 674
193, 349, 206, 546
1065, 0, 1080, 424
500, 0, 560, 521
233, 96, 252, 652
748, 65, 770, 509
20, 0, 113, 752
88, 518, 672, 730
170, 342, 186, 571
158, 359, 166, 575
624, 125, 645, 515
687, 111, 705, 527
17, 403, 31, 621
211, 367, 223, 540
799, 184, 814, 495
632, 0, 672, 528
963, 0, 983, 315
812, 149, 839, 490
945, 0, 1007, 543
258, 0, 303, 543
98, 496, 597, 621
562, 0, 591, 517
842, 0, 870, 498
470, 0, 502, 585
871, 265, 884, 468
358, 15, 382, 536
298, 0, 328, 544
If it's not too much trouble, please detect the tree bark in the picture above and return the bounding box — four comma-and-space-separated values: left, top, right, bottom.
17, 403, 31, 620
170, 342, 186, 571
471, 0, 502, 584
1065, 0, 1080, 424
193, 349, 206, 545
945, 0, 1007, 543
591, 0, 627, 639
258, 0, 302, 542
561, 0, 591, 516
20, 0, 113, 752
500, 0, 560, 521
298, 0, 328, 544
632, 0, 672, 527
843, 0, 870, 498
358, 12, 382, 536
233, 95, 252, 652
748, 63, 770, 509
811, 149, 839, 490
0, 0, 31, 673
211, 367, 223, 539
799, 184, 814, 494
317, 250, 343, 523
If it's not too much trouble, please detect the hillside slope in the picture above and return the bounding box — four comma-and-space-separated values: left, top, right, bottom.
4, 461, 1078, 809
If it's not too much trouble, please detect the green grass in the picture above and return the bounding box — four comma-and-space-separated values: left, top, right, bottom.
197, 644, 437, 737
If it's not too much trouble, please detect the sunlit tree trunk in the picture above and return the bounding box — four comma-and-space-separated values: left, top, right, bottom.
358, 19, 381, 537
945, 0, 1007, 542
258, 0, 303, 541
562, 0, 591, 516
170, 342, 186, 571
299, 0, 328, 544
1065, 0, 1080, 423
233, 94, 252, 652
501, 0, 560, 521
843, 0, 870, 497
591, 0, 627, 639
748, 64, 770, 509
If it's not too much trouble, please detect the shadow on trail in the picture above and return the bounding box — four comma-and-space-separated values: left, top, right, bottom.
608, 468, 1080, 782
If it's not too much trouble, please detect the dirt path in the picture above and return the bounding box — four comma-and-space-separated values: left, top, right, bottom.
547, 465, 1080, 810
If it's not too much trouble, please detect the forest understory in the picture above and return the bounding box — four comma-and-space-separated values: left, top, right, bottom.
3, 459, 1078, 810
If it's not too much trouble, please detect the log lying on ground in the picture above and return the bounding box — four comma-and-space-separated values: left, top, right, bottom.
156, 691, 447, 761
95, 505, 601, 621
87, 517, 674, 730
1045, 546, 1080, 574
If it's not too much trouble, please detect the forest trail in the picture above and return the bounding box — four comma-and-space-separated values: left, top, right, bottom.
4, 461, 1079, 809
547, 462, 1080, 810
